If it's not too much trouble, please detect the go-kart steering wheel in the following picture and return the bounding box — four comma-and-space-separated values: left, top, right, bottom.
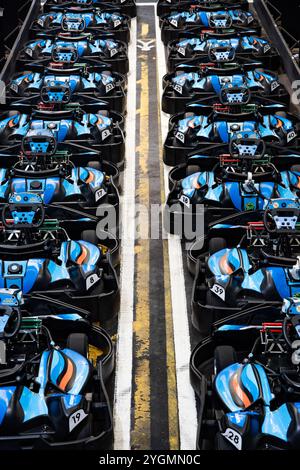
0, 308, 22, 339
263, 202, 300, 234
208, 45, 236, 63
229, 138, 266, 160
209, 13, 233, 29
219, 86, 251, 105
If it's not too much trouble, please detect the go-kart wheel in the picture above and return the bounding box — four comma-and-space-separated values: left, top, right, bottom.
87, 161, 101, 170
291, 165, 300, 173
214, 345, 237, 375
67, 333, 88, 358
209, 237, 226, 255
186, 165, 201, 177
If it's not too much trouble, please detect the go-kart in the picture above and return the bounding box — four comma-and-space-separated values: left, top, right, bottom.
0, 157, 119, 227
160, 8, 259, 45
162, 62, 288, 114
18, 34, 129, 74
8, 64, 127, 113
167, 31, 280, 72
165, 139, 300, 235
189, 197, 300, 335
0, 193, 120, 322
31, 8, 131, 43
43, 0, 137, 18
190, 298, 300, 450
0, 108, 125, 165
157, 0, 249, 17
163, 101, 300, 166
0, 288, 115, 449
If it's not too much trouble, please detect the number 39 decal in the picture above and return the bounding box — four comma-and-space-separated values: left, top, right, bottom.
210, 284, 225, 301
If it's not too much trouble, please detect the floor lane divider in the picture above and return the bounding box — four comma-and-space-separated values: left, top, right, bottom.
113, 17, 137, 451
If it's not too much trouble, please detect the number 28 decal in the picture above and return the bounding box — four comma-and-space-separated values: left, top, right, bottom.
222, 428, 242, 450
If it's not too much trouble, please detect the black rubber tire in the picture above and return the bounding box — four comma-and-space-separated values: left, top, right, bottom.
186, 165, 201, 177
81, 230, 99, 245
87, 161, 101, 170
214, 345, 237, 375
67, 333, 88, 358
209, 237, 227, 255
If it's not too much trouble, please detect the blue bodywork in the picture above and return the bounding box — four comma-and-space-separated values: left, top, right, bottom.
166, 9, 254, 29
35, 11, 126, 32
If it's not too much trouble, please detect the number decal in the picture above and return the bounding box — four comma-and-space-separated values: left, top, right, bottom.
173, 84, 183, 95
180, 195, 190, 208
170, 19, 178, 28
26, 48, 33, 57
178, 47, 186, 57
86, 273, 101, 291
110, 48, 118, 57
287, 130, 296, 143
210, 284, 225, 301
101, 129, 111, 141
69, 409, 88, 432
222, 428, 242, 450
10, 83, 18, 93
271, 80, 280, 92
264, 44, 271, 54
37, 18, 44, 27
95, 188, 107, 202
105, 83, 115, 93
114, 20, 121, 28
175, 131, 185, 143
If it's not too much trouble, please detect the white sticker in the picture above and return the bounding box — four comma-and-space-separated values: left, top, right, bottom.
86, 273, 101, 291
110, 48, 118, 57
173, 84, 183, 94
26, 48, 33, 57
222, 428, 242, 450
114, 20, 121, 28
271, 80, 280, 92
170, 19, 178, 28
247, 16, 253, 24
180, 195, 190, 208
95, 188, 107, 202
175, 131, 185, 143
287, 130, 296, 143
105, 82, 115, 93
264, 44, 271, 54
210, 284, 225, 301
178, 46, 186, 57
10, 83, 18, 93
101, 129, 111, 141
37, 18, 44, 27
69, 409, 88, 432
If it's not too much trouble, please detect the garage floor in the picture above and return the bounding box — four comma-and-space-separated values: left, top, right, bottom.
113, 2, 198, 451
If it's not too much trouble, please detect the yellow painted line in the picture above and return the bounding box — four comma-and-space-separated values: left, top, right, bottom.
156, 36, 180, 451
141, 23, 149, 38
131, 46, 151, 449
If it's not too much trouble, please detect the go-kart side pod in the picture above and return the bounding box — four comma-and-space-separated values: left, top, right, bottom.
0, 325, 115, 450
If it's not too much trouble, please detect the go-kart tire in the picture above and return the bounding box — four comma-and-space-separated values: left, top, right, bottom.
209, 238, 227, 255
214, 345, 237, 375
81, 229, 98, 245
67, 333, 88, 357
186, 165, 201, 177
87, 161, 101, 170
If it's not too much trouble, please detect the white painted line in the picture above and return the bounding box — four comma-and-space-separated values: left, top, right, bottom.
137, 2, 157, 5
113, 18, 137, 451
155, 11, 198, 451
